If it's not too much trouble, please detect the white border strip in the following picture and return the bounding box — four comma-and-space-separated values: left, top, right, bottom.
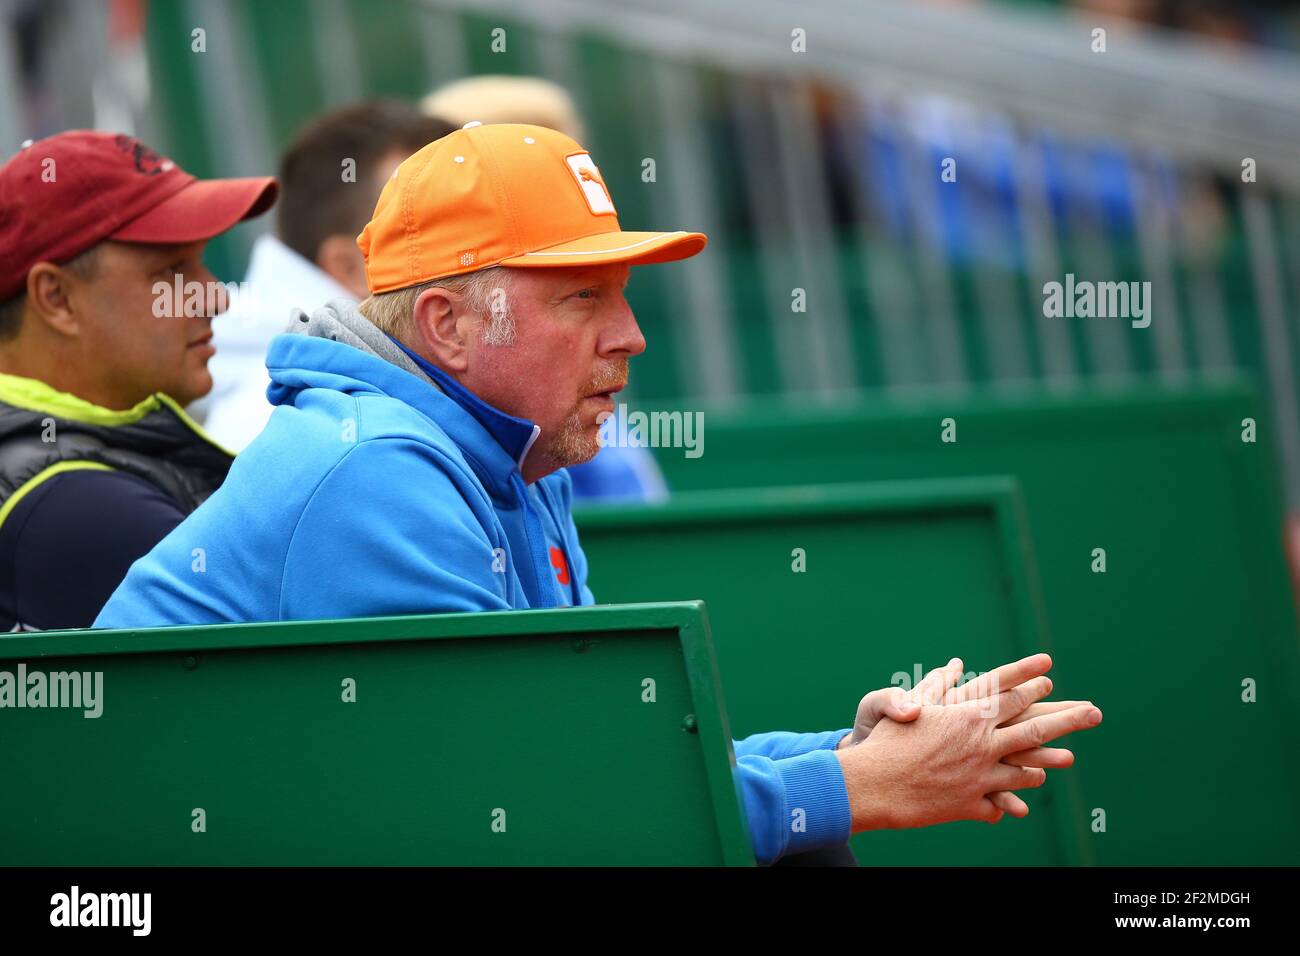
516, 424, 542, 471
520, 232, 690, 257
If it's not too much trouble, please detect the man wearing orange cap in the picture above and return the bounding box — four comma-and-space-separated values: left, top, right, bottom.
0, 131, 276, 631
96, 124, 1100, 864
97, 122, 704, 628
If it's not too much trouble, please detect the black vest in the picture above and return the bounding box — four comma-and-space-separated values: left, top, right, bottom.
0, 390, 233, 523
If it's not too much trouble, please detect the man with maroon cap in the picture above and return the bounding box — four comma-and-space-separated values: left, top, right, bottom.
0, 131, 276, 631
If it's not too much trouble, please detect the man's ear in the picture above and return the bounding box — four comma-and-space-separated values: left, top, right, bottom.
412, 287, 469, 372
316, 235, 370, 300
24, 262, 81, 336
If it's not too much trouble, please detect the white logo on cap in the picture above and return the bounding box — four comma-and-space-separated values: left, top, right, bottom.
565, 153, 616, 216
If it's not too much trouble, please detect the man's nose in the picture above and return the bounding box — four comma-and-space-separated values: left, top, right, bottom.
600, 293, 646, 358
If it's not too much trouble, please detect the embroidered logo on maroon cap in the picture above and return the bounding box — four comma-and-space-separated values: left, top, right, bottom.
111, 133, 175, 177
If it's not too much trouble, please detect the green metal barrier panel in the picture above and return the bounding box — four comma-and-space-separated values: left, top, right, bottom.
0, 603, 753, 866
641, 381, 1300, 865
577, 478, 1088, 865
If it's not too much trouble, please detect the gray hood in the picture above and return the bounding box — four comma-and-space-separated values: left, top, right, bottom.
285, 298, 440, 391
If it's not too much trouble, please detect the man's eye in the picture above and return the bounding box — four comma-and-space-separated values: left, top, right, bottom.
573, 288, 595, 300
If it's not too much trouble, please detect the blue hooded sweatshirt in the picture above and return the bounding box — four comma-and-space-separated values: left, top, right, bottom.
94, 301, 851, 863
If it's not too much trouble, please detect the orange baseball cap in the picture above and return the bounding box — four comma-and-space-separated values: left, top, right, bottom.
357, 122, 706, 293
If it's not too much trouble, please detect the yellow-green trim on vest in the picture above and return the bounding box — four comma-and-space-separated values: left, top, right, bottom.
154, 393, 237, 458
0, 461, 115, 530
0, 372, 236, 458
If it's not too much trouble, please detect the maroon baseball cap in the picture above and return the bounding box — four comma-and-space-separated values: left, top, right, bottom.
0, 130, 278, 300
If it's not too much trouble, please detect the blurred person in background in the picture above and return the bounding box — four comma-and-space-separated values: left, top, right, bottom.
424, 74, 666, 504
0, 131, 275, 630
197, 101, 451, 452
422, 74, 586, 141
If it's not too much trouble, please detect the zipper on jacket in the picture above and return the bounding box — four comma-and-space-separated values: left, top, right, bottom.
510, 473, 559, 609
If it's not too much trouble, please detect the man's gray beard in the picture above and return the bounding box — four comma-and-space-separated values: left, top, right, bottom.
544, 359, 627, 468
546, 404, 602, 468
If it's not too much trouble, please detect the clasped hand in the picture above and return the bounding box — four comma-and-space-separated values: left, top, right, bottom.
834, 654, 1102, 828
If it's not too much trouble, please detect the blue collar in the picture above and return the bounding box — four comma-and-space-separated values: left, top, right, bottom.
386, 335, 540, 470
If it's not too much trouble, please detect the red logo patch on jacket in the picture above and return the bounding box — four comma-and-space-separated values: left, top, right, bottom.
549, 546, 570, 586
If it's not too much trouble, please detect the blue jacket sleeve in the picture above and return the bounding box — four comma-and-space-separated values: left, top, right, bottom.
734, 729, 853, 760
736, 748, 853, 864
